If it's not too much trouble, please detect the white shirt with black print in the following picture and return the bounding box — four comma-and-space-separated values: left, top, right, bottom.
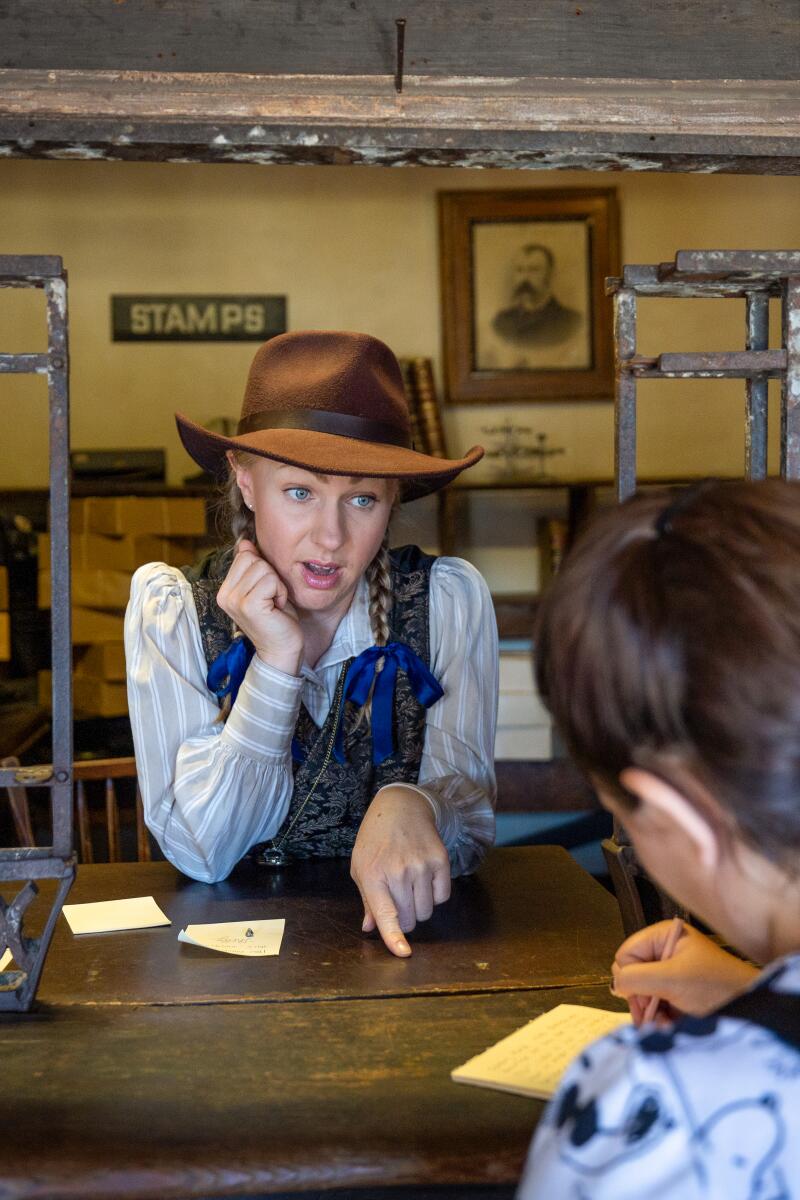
518, 954, 800, 1200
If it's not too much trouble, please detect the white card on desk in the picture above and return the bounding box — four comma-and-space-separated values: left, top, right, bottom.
62, 896, 171, 935
178, 919, 285, 957
451, 1003, 632, 1100
0, 948, 12, 972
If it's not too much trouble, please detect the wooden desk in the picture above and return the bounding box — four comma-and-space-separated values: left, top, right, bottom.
1, 847, 625, 1199
24, 847, 622, 1006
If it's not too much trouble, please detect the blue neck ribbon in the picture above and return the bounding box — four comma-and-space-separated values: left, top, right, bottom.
333, 641, 444, 766
206, 635, 254, 706
207, 636, 305, 762
207, 637, 443, 768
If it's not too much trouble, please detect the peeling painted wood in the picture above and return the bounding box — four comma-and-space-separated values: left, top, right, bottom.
0, 69, 798, 173
612, 265, 790, 297
782, 278, 800, 480
626, 350, 788, 378
676, 250, 800, 274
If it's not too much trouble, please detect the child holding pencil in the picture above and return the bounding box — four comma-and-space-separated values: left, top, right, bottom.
518, 479, 800, 1198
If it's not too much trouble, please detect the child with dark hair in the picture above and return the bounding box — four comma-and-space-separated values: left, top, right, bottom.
519, 479, 800, 1198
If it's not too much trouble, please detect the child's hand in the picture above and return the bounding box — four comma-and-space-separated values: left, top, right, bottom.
611, 921, 759, 1024
216, 539, 304, 676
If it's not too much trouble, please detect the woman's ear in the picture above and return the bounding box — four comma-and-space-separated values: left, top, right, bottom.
619, 767, 720, 870
227, 451, 254, 512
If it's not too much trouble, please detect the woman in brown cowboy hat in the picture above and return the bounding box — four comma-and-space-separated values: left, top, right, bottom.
125, 330, 498, 957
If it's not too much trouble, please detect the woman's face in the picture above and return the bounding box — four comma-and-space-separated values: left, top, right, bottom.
233, 455, 397, 617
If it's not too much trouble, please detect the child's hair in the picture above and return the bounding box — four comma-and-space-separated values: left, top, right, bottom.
220, 462, 394, 648
534, 479, 800, 866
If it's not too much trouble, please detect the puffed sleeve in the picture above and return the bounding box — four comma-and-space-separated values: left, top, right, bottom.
394, 556, 498, 876
125, 562, 304, 883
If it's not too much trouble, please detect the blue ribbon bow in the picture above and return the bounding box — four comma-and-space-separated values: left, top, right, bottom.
208, 636, 443, 768
333, 641, 444, 766
207, 635, 254, 706
207, 636, 305, 763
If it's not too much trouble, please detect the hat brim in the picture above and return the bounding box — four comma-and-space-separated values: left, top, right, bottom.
175, 412, 484, 501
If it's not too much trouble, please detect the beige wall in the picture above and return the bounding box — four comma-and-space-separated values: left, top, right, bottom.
1, 160, 798, 585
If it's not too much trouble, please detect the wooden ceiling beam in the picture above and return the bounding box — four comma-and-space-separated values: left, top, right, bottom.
0, 70, 798, 173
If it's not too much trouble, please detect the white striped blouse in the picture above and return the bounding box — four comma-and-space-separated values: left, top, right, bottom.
125, 554, 498, 883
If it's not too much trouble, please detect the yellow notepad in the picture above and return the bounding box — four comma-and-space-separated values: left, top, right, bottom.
451, 1004, 632, 1100
62, 896, 171, 935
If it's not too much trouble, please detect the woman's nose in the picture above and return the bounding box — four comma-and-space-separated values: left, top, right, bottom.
311, 504, 346, 551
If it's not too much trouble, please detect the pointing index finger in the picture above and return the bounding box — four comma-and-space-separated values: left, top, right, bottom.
361, 878, 411, 958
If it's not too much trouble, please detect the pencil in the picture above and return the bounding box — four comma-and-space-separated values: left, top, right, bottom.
641, 916, 684, 1024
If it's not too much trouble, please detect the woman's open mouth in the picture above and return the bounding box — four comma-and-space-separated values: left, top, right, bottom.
300, 561, 343, 590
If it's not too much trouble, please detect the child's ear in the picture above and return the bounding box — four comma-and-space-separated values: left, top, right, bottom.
619, 767, 720, 870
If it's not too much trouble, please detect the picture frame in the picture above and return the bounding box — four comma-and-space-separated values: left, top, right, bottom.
439, 188, 620, 404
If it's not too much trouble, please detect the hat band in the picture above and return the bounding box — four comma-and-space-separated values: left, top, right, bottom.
237, 408, 412, 449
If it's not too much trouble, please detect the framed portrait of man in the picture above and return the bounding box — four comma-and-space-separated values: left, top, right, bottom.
439, 189, 620, 403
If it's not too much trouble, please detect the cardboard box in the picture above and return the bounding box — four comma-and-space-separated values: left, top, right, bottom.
497, 691, 550, 728
39, 568, 132, 611
69, 496, 206, 537
75, 641, 126, 682
38, 669, 52, 709
494, 726, 552, 760
38, 533, 199, 574
498, 653, 536, 693
73, 674, 129, 718
0, 612, 9, 662
0, 565, 8, 611
71, 606, 126, 645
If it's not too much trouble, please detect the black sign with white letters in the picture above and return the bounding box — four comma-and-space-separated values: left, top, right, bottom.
111, 295, 287, 341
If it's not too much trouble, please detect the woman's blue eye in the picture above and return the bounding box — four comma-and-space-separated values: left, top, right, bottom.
352, 495, 376, 509
287, 487, 311, 501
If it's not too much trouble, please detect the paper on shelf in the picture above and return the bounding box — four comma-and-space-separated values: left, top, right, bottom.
62, 896, 171, 935
451, 1003, 632, 1100
178, 919, 285, 957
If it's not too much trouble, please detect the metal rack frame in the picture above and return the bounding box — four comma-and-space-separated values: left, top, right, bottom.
0, 255, 75, 1012
607, 249, 800, 500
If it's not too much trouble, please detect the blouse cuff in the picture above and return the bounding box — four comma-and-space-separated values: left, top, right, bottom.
220, 654, 303, 762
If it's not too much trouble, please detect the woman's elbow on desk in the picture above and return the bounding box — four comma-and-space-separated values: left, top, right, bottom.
155, 832, 243, 885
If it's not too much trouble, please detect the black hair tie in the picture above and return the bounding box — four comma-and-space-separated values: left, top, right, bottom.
654, 479, 717, 538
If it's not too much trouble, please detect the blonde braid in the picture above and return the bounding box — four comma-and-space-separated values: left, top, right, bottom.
366, 525, 393, 648
352, 523, 395, 732
212, 462, 256, 722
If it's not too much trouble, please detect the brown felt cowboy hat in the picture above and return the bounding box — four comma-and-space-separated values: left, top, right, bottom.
175, 330, 483, 501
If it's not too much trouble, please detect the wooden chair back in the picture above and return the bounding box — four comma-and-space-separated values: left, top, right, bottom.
2, 755, 150, 863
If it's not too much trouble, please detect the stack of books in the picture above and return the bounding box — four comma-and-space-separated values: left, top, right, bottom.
398, 357, 447, 458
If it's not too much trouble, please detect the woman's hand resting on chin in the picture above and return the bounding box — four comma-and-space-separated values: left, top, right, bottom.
216, 539, 304, 677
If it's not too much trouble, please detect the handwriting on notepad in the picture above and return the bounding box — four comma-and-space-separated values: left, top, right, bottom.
178, 919, 285, 957
451, 1004, 632, 1100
